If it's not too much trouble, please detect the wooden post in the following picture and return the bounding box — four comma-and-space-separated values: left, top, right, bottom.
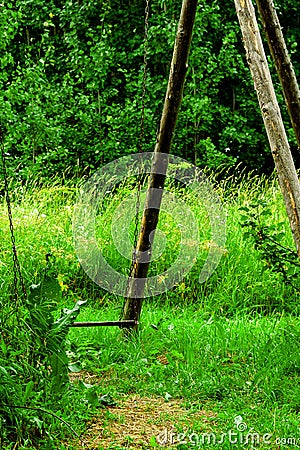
234, 0, 300, 256
122, 0, 198, 329
256, 0, 300, 148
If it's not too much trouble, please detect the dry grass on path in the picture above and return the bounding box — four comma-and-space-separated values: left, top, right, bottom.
78, 395, 216, 449
69, 372, 217, 449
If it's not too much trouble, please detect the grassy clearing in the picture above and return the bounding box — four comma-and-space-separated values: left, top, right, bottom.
0, 172, 300, 448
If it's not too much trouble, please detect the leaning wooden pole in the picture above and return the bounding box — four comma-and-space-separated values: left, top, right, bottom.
234, 0, 300, 255
122, 0, 198, 330
256, 0, 300, 148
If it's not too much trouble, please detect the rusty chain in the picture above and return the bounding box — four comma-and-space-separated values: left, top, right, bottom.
0, 128, 27, 301
132, 0, 150, 266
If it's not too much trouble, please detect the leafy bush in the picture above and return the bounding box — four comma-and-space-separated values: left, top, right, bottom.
1, 0, 299, 180
0, 274, 87, 446
240, 200, 300, 292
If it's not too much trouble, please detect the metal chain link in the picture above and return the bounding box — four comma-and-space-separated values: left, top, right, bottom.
0, 128, 27, 301
132, 0, 150, 266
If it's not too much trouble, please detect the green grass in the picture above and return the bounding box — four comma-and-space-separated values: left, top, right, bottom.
70, 304, 300, 403
0, 172, 300, 448
67, 305, 300, 449
1, 171, 298, 314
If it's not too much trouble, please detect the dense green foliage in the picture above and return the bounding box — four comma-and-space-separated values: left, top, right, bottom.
1, 0, 299, 180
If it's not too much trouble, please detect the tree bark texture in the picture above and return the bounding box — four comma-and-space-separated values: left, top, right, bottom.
256, 0, 300, 149
122, 0, 198, 328
234, 0, 300, 256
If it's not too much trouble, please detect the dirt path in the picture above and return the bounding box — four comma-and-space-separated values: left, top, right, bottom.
69, 372, 216, 449
80, 395, 216, 449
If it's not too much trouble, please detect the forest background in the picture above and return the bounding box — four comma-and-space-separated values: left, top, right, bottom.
1, 0, 300, 180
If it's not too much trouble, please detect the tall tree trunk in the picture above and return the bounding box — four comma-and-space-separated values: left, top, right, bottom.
255, 0, 300, 148
234, 0, 300, 256
122, 0, 198, 330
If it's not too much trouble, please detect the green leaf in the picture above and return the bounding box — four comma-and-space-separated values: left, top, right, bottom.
214, 321, 226, 341
0, 338, 7, 356
98, 393, 117, 406
169, 349, 184, 360
150, 435, 158, 447
32, 416, 44, 430
238, 206, 250, 213
50, 300, 87, 345
52, 300, 86, 330
22, 380, 34, 403
0, 366, 8, 376
86, 389, 99, 407
239, 214, 250, 221
164, 392, 172, 401
79, 380, 94, 390
68, 363, 82, 373
50, 351, 69, 394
